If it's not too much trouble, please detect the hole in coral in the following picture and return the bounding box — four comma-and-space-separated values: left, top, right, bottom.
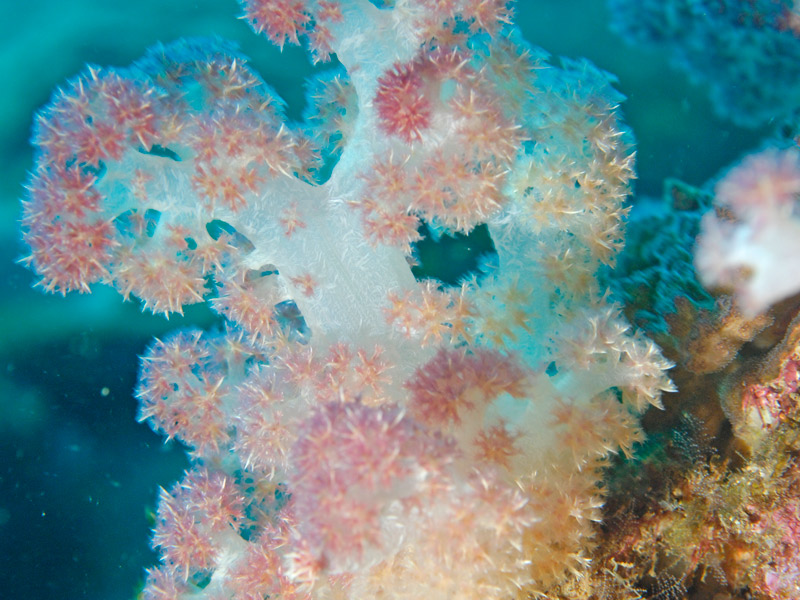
143, 209, 160, 237
247, 264, 279, 280
139, 144, 182, 161
273, 299, 311, 343
206, 219, 255, 253
114, 209, 138, 237
190, 571, 212, 589
411, 222, 497, 286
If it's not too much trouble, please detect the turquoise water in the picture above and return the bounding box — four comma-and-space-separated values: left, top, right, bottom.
0, 1, 769, 598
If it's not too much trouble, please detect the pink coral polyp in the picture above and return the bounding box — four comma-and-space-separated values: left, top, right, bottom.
374, 61, 433, 143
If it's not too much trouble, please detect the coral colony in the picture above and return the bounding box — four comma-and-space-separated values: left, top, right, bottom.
18, 0, 726, 598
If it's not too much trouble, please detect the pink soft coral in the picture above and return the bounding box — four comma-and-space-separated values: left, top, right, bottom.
696, 147, 800, 316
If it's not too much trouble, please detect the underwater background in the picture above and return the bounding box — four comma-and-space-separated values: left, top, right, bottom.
0, 1, 770, 599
